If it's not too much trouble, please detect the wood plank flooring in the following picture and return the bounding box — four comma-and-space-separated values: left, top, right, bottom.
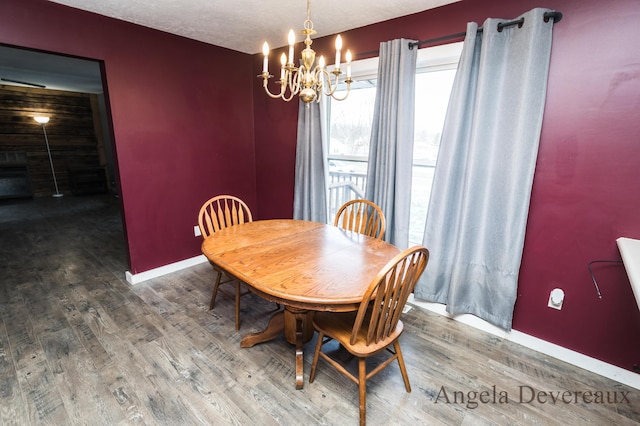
1, 194, 639, 425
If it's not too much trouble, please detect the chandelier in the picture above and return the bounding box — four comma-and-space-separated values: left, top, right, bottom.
259, 0, 352, 104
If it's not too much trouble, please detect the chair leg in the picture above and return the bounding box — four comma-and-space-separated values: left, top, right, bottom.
209, 270, 223, 310
358, 357, 367, 426
394, 341, 411, 392
309, 331, 325, 383
235, 281, 241, 331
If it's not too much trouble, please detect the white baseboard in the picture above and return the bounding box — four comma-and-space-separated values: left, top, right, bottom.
125, 255, 208, 285
408, 295, 640, 390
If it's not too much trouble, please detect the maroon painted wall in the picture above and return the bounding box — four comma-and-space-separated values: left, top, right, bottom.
1, 0, 257, 273
252, 70, 298, 220
253, 0, 640, 371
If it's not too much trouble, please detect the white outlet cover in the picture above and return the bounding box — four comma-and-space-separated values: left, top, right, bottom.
194, 225, 201, 237
548, 288, 564, 310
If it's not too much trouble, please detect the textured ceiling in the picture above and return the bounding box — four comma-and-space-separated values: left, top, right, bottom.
48, 0, 461, 54
1, 0, 461, 93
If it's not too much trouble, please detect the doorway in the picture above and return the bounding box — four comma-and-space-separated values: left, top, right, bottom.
1, 44, 117, 197
0, 43, 127, 267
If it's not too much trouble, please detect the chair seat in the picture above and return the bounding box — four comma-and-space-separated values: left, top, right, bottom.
313, 311, 404, 357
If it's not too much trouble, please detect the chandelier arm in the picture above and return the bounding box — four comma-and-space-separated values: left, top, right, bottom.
258, 67, 284, 99
266, 73, 299, 101
281, 90, 297, 102
312, 67, 326, 92
293, 67, 304, 91
262, 77, 287, 99
329, 82, 352, 101
281, 68, 301, 102
319, 69, 340, 97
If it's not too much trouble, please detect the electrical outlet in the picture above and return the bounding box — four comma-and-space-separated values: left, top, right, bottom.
194, 225, 201, 237
548, 288, 564, 310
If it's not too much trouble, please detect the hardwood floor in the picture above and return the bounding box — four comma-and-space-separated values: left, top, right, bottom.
1, 194, 638, 425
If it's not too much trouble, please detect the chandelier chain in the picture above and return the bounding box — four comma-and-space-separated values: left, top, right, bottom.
304, 0, 313, 31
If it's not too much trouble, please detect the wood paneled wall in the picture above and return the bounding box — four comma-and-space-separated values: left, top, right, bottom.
0, 84, 104, 197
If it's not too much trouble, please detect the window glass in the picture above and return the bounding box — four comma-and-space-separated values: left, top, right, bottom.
327, 43, 462, 242
327, 82, 375, 220
409, 68, 457, 244
328, 80, 375, 162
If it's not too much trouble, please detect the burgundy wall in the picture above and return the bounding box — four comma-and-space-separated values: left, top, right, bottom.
253, 0, 640, 371
252, 66, 298, 219
2, 0, 257, 273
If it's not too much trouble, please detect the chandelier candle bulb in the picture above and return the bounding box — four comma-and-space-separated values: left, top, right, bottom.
280, 53, 287, 81
335, 35, 342, 69
288, 30, 295, 64
346, 50, 352, 78
319, 56, 325, 70
262, 42, 269, 73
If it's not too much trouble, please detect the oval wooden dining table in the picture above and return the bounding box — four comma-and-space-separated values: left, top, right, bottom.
201, 219, 400, 389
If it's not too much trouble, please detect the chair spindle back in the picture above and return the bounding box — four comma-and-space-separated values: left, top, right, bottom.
351, 246, 429, 346
334, 199, 386, 240
198, 195, 252, 238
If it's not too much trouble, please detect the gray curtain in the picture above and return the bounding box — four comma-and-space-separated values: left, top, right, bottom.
293, 99, 328, 222
414, 8, 555, 330
365, 38, 417, 248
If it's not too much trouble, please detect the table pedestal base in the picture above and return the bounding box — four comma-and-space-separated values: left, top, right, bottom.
240, 307, 315, 389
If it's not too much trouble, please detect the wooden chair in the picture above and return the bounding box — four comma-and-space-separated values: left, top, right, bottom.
334, 199, 386, 240
309, 246, 429, 426
198, 195, 252, 330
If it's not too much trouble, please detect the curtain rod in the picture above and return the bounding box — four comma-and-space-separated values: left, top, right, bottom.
356, 10, 562, 57
409, 10, 562, 50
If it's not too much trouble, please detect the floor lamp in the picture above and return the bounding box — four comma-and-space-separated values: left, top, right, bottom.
34, 116, 63, 198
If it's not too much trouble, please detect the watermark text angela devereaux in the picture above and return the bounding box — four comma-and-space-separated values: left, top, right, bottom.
434, 385, 631, 409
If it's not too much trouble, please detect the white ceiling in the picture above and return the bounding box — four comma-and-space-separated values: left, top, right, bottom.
48, 0, 461, 54
0, 0, 461, 93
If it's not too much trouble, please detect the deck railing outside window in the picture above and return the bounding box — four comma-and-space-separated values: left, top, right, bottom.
327, 169, 367, 222
327, 161, 436, 245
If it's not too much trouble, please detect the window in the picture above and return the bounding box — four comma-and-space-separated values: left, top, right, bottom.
327, 42, 462, 244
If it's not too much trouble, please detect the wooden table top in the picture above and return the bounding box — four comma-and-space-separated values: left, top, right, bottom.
201, 219, 401, 312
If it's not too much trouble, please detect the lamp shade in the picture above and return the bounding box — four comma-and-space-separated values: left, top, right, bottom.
34, 116, 50, 124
